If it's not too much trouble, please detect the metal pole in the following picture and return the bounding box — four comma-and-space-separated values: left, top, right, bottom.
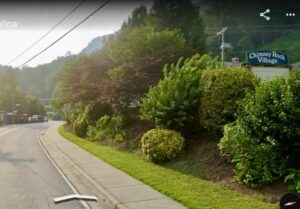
217, 27, 227, 67
221, 34, 224, 66
12, 91, 15, 113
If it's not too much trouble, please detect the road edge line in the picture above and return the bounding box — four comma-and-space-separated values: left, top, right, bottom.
42, 127, 129, 209
36, 129, 92, 209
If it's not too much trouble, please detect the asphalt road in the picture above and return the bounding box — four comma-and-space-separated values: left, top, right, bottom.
0, 123, 85, 209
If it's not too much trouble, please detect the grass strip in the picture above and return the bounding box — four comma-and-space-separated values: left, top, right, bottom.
58, 125, 278, 209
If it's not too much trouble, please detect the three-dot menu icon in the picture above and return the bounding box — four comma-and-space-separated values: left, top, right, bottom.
286, 13, 296, 17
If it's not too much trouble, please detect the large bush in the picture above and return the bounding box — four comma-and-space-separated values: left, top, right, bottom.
140, 54, 217, 132
237, 76, 300, 164
141, 129, 185, 163
87, 115, 127, 143
199, 67, 258, 135
219, 74, 300, 187
219, 124, 286, 187
84, 101, 113, 126
64, 103, 85, 125
73, 114, 88, 137
285, 169, 300, 193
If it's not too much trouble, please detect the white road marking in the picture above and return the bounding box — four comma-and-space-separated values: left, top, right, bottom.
36, 129, 92, 209
54, 194, 98, 203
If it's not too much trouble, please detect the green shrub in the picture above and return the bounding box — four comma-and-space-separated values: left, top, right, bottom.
91, 115, 127, 143
64, 103, 85, 125
219, 124, 286, 188
141, 129, 185, 163
288, 70, 300, 98
218, 75, 300, 188
199, 67, 258, 135
233, 142, 286, 188
84, 101, 113, 126
237, 76, 300, 165
285, 169, 300, 193
86, 126, 105, 141
73, 114, 88, 137
140, 54, 218, 132
219, 123, 257, 159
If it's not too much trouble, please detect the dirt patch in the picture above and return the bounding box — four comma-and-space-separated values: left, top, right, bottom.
166, 138, 288, 204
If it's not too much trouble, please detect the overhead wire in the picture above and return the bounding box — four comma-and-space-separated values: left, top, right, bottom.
17, 0, 111, 69
7, 0, 87, 65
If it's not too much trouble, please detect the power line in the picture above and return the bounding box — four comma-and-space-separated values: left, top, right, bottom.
7, 0, 87, 66
207, 23, 300, 30
206, 28, 300, 34
17, 0, 111, 69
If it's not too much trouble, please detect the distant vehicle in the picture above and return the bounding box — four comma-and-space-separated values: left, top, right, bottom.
18, 114, 29, 124
43, 116, 48, 122
32, 115, 43, 123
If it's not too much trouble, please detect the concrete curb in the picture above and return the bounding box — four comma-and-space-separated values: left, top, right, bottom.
39, 122, 186, 209
38, 128, 127, 209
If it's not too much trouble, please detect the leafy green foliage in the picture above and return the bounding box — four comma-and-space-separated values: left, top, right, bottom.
73, 114, 88, 137
233, 141, 286, 188
219, 124, 287, 187
64, 103, 85, 125
0, 69, 45, 115
108, 26, 185, 65
218, 123, 256, 160
285, 169, 300, 193
237, 77, 300, 165
219, 73, 300, 187
149, 0, 206, 53
141, 129, 184, 163
140, 54, 217, 132
199, 67, 259, 135
87, 115, 127, 143
54, 52, 112, 106
260, 30, 300, 63
84, 101, 113, 126
105, 26, 187, 104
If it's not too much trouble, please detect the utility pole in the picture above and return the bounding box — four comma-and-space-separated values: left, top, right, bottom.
217, 27, 228, 67
12, 91, 15, 113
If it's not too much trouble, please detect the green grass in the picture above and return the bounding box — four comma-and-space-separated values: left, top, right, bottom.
260, 29, 300, 63
58, 125, 278, 209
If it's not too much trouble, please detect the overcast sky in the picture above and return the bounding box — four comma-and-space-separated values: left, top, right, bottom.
0, 0, 152, 68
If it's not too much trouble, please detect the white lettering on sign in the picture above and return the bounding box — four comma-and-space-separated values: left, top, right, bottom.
248, 51, 287, 64
272, 51, 285, 60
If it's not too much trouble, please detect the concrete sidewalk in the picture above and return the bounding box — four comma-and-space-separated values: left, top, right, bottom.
40, 122, 187, 209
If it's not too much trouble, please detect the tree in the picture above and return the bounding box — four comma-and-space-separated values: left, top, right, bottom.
105, 25, 187, 105
0, 70, 45, 115
149, 0, 206, 53
54, 51, 112, 106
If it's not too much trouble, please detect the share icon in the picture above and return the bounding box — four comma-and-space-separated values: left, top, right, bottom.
260, 9, 271, 21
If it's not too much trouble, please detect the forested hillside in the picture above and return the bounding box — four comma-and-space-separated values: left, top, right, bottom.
205, 0, 300, 62
8, 0, 300, 100
80, 34, 114, 55
8, 34, 110, 99
16, 55, 74, 98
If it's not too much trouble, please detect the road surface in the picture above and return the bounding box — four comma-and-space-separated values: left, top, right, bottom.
0, 123, 86, 209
